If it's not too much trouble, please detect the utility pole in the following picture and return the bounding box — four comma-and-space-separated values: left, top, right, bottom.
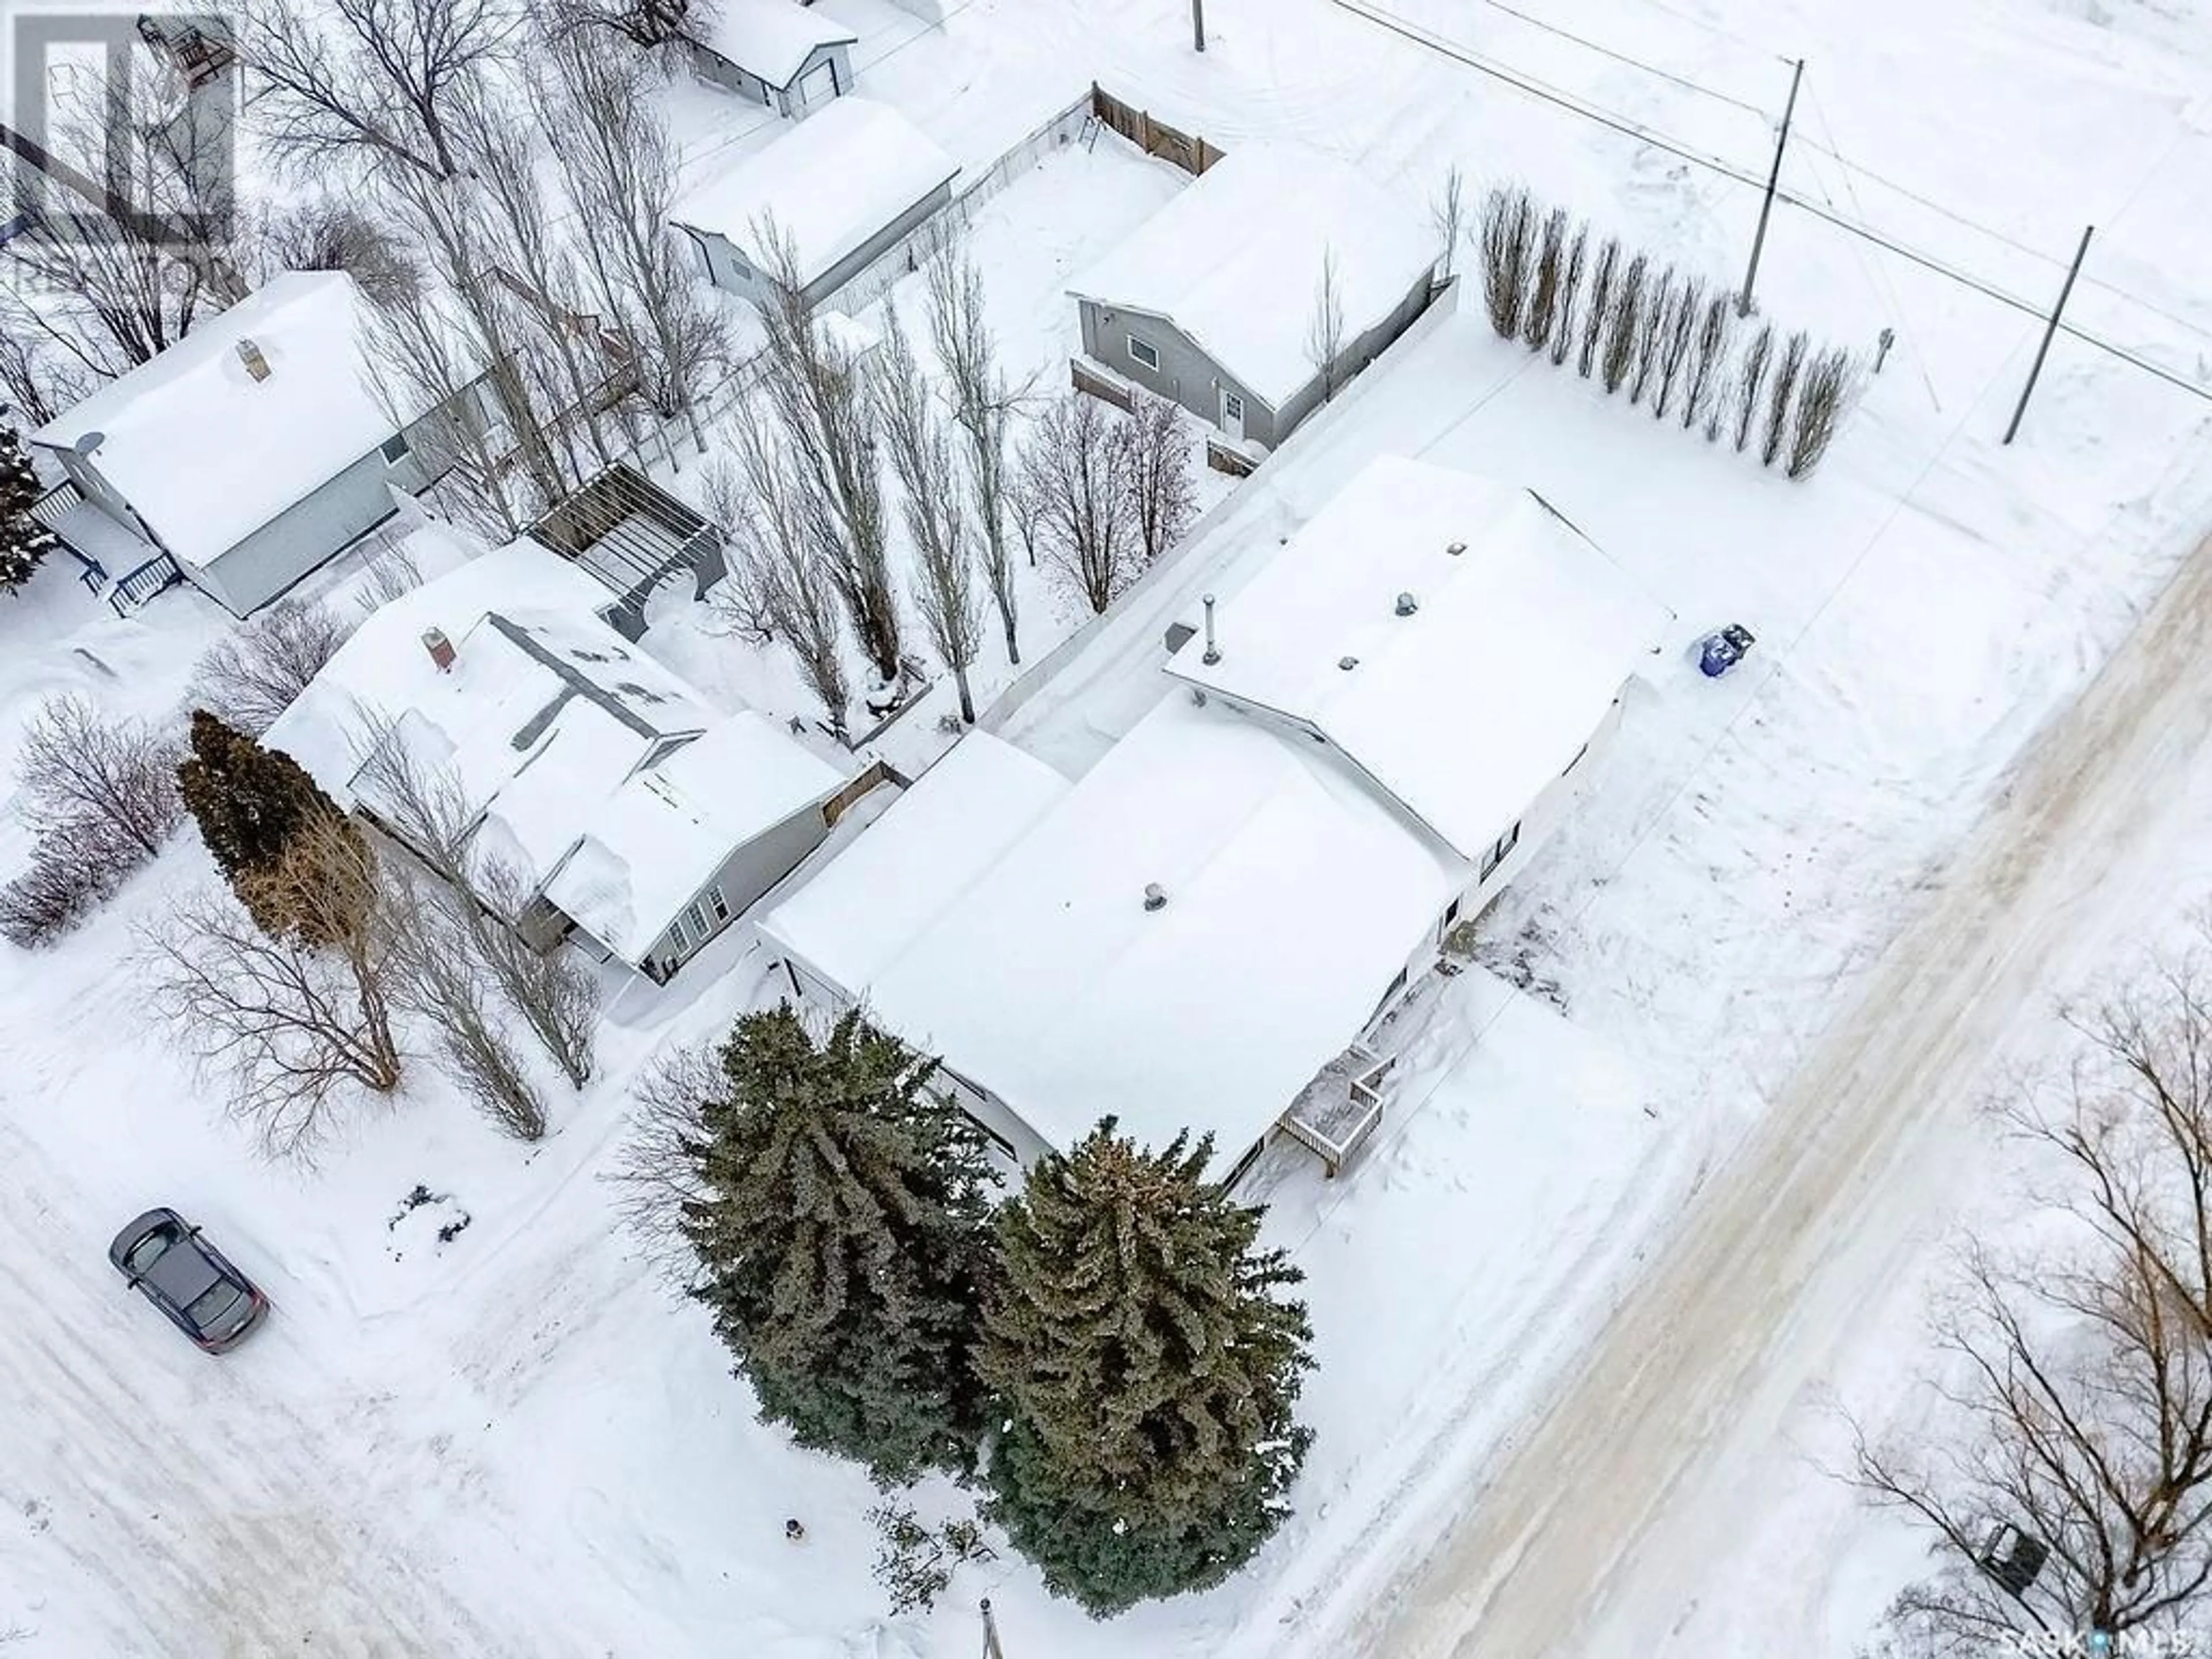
980, 1597, 1006, 1659
1192, 0, 1206, 51
2002, 224, 2094, 445
1737, 58, 1804, 318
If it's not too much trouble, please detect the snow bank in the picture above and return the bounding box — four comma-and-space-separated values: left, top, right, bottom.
1067, 145, 1438, 410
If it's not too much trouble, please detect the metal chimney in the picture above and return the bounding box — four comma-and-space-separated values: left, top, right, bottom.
1143, 882, 1168, 912
236, 338, 271, 382
1201, 594, 1221, 665
422, 626, 456, 672
1394, 591, 1419, 617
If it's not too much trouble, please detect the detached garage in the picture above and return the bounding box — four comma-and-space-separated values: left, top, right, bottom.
671, 98, 959, 310
685, 0, 857, 119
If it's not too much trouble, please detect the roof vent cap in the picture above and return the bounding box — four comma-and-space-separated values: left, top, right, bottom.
1394, 591, 1419, 617
1446, 539, 1467, 556
1338, 655, 1358, 671
1142, 882, 1168, 912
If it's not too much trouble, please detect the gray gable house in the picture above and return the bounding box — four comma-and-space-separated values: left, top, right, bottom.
1067, 144, 1440, 451
687, 0, 857, 118
671, 97, 958, 309
28, 271, 474, 616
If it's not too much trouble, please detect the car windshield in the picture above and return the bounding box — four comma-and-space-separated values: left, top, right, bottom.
123, 1232, 172, 1275
185, 1281, 246, 1330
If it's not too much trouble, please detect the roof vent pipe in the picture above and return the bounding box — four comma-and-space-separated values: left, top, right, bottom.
1395, 592, 1419, 616
422, 626, 456, 672
1338, 656, 1358, 671
1143, 882, 1168, 912
1446, 540, 1467, 556
236, 339, 271, 382
1201, 594, 1221, 665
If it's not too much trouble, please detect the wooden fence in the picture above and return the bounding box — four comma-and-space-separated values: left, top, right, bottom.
1089, 84, 1224, 177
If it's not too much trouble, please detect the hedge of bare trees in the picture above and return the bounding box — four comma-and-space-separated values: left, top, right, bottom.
1476, 184, 1861, 480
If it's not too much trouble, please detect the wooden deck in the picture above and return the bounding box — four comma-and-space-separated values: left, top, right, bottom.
1279, 1042, 1397, 1178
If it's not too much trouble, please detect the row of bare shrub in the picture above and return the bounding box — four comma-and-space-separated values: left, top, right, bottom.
1479, 185, 1858, 481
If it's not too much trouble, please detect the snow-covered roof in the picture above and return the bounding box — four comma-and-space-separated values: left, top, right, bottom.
1067, 144, 1438, 408
268, 539, 843, 957
694, 0, 855, 87
1166, 457, 1668, 861
30, 272, 424, 570
815, 696, 1461, 1180
760, 730, 1071, 993
670, 97, 959, 290
544, 712, 846, 963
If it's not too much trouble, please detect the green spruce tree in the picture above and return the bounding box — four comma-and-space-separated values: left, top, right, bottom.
978, 1120, 1315, 1617
177, 709, 353, 937
0, 426, 58, 594
680, 1004, 998, 1485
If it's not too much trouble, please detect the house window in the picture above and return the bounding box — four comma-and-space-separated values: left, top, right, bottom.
1128, 334, 1161, 371
380, 432, 411, 464
1221, 390, 1244, 422
709, 885, 730, 922
669, 914, 690, 951
1444, 896, 1463, 927
686, 900, 709, 936
1479, 820, 1522, 882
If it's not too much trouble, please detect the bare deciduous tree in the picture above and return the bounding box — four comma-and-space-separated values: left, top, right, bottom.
873, 305, 983, 724
1579, 236, 1619, 380
757, 225, 901, 688
1786, 347, 1857, 480
143, 819, 403, 1159
1601, 253, 1646, 396
1021, 394, 1137, 616
16, 695, 183, 857
607, 1039, 721, 1283
1551, 225, 1589, 370
1733, 322, 1775, 453
1306, 248, 1347, 403
1853, 942, 2212, 1653
1684, 294, 1733, 437
1478, 187, 1538, 340
190, 600, 350, 736
724, 400, 851, 738
236, 0, 520, 180
0, 827, 141, 949
356, 539, 425, 613
1432, 165, 1466, 285
1522, 209, 1569, 352
1118, 393, 1196, 567
389, 876, 547, 1139
925, 246, 1022, 666
1762, 329, 1810, 468
1629, 266, 1673, 406
1653, 275, 1703, 421
245, 201, 422, 308
541, 33, 728, 456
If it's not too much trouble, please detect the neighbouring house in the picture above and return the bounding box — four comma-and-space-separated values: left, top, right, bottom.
268, 539, 849, 982
27, 271, 484, 617
1066, 144, 1439, 450
670, 97, 959, 309
685, 0, 857, 118
759, 455, 1670, 1181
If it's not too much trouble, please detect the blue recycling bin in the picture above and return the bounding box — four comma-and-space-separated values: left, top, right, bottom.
1697, 624, 1756, 678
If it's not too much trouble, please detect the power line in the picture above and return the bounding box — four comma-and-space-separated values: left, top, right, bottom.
1320, 0, 2212, 405
1474, 0, 1771, 119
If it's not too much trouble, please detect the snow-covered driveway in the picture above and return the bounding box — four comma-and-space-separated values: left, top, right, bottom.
1353, 513, 2212, 1659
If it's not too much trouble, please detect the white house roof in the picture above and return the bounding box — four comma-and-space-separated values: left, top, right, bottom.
1066, 144, 1438, 409
1165, 456, 1671, 861
836, 694, 1462, 1180
31, 272, 421, 570
761, 730, 1071, 994
544, 712, 847, 963
268, 540, 842, 958
671, 97, 959, 290
695, 0, 855, 87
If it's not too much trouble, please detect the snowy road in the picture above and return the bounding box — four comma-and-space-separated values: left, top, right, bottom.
1354, 512, 2212, 1659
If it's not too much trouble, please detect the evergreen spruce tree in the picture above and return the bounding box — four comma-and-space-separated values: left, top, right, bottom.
978, 1120, 1315, 1617
0, 427, 58, 594
177, 709, 354, 938
680, 1004, 998, 1485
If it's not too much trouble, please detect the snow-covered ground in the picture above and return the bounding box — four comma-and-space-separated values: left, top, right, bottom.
10, 0, 2212, 1654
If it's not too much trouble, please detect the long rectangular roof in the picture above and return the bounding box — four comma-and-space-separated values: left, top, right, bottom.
1165, 456, 1671, 860
31, 272, 420, 569
670, 97, 958, 291
815, 694, 1462, 1180
1067, 144, 1438, 408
